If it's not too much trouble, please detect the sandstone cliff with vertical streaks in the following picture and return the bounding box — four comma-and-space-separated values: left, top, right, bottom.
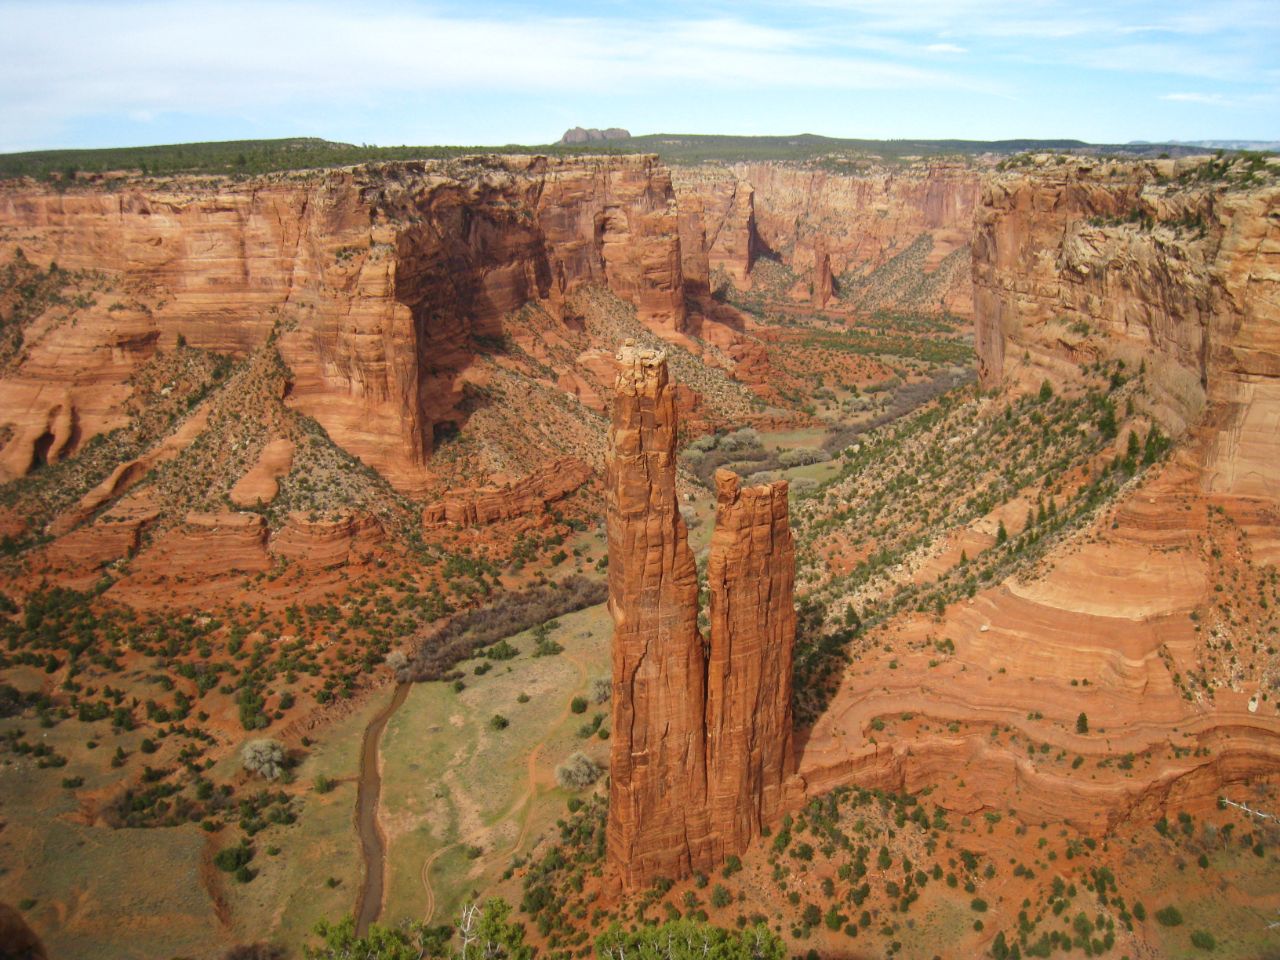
604, 341, 712, 888
605, 342, 797, 888
972, 156, 1280, 501
706, 468, 797, 856
0, 156, 686, 494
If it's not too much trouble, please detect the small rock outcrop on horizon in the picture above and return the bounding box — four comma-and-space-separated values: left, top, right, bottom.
605, 340, 796, 889
559, 127, 631, 144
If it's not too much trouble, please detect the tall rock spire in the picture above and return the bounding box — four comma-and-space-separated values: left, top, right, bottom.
605, 340, 712, 888
605, 341, 797, 889
706, 469, 797, 853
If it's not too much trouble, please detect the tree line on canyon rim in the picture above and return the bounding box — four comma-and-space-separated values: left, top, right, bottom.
0, 134, 1221, 182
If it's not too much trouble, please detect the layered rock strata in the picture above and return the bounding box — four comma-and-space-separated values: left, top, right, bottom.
791, 156, 1280, 834
0, 155, 685, 494
605, 341, 796, 888
972, 157, 1280, 498
420, 457, 591, 526
673, 162, 979, 316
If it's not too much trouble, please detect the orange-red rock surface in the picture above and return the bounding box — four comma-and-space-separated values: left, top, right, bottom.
269, 511, 385, 569
421, 457, 591, 526
706, 469, 797, 855
228, 437, 294, 507
793, 157, 1280, 833
973, 157, 1280, 519
673, 161, 979, 315
605, 343, 798, 888
0, 156, 686, 495
605, 342, 712, 887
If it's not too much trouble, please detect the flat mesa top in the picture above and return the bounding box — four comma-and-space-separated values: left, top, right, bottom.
615, 339, 667, 368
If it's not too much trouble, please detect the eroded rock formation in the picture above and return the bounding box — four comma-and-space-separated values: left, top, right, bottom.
605, 342, 712, 886
421, 457, 591, 527
0, 155, 685, 494
606, 342, 796, 888
673, 162, 979, 316
972, 157, 1280, 498
706, 468, 796, 854
792, 155, 1280, 835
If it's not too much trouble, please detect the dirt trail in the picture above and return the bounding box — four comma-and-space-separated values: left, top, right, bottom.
353, 681, 411, 936
508, 649, 588, 855
199, 830, 233, 931
421, 649, 590, 923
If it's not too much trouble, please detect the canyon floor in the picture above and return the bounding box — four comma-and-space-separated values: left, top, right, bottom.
0, 149, 1278, 960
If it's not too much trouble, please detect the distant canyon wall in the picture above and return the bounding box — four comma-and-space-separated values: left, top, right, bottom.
674, 162, 980, 315
22, 154, 1271, 505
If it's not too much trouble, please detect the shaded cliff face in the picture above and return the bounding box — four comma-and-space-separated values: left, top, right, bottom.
0, 155, 685, 494
972, 158, 1280, 499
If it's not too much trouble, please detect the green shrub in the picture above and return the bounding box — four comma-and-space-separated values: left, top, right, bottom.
214, 843, 253, 873
1155, 906, 1183, 927
1191, 930, 1216, 950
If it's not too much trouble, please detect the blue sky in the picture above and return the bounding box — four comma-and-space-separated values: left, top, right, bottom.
0, 0, 1276, 152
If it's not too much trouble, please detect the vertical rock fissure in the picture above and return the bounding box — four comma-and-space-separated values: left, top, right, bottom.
605, 340, 796, 889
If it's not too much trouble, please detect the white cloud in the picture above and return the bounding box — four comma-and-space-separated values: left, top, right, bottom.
1161, 92, 1230, 105
0, 0, 1275, 149
0, 0, 990, 148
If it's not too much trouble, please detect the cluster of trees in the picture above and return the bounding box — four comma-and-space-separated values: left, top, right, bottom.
402, 576, 605, 681
299, 906, 784, 960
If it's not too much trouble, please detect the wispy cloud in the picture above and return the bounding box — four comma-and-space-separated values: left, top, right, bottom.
1161, 92, 1230, 106
0, 3, 976, 116
0, 0, 1275, 150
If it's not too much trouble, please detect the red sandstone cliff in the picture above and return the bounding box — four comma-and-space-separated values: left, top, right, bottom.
0, 156, 686, 495
673, 162, 979, 316
972, 156, 1280, 503
791, 155, 1280, 833
421, 457, 591, 527
673, 168, 757, 294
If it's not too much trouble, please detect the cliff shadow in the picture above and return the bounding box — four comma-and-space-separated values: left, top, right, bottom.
790, 596, 859, 769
